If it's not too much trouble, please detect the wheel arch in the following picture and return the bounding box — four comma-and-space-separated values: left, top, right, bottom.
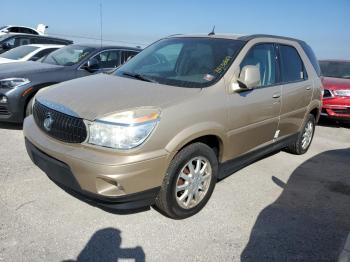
165, 123, 227, 163
23, 82, 58, 116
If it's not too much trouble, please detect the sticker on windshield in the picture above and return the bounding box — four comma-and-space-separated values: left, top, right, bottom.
203, 74, 215, 81
214, 56, 232, 74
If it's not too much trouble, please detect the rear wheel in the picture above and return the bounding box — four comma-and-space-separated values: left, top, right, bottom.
285, 114, 315, 155
155, 142, 218, 219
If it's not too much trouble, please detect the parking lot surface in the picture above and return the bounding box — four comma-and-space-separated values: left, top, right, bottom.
0, 121, 349, 262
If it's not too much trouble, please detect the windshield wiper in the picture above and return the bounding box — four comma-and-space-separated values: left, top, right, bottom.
122, 72, 158, 83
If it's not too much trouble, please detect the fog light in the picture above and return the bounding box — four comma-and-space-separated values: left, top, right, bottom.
0, 96, 7, 104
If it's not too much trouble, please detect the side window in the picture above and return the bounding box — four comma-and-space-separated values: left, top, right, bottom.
26, 28, 38, 35
240, 43, 277, 87
29, 48, 57, 61
94, 50, 120, 69
279, 45, 307, 83
8, 27, 19, 33
13, 37, 32, 47
120, 51, 138, 64
3, 37, 16, 48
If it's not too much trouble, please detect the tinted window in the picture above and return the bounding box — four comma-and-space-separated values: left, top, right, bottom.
120, 50, 139, 64
24, 28, 38, 35
240, 43, 277, 87
13, 36, 32, 47
299, 42, 321, 76
279, 45, 306, 83
93, 50, 120, 69
8, 27, 19, 33
319, 61, 350, 79
29, 48, 58, 61
116, 38, 245, 88
0, 45, 39, 60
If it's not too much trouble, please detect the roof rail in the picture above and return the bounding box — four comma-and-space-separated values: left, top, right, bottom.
239, 34, 305, 44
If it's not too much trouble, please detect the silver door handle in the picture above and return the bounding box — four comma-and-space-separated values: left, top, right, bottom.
306, 86, 311, 90
272, 93, 280, 98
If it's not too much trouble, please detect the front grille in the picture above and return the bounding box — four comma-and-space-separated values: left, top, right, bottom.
33, 101, 87, 143
332, 108, 350, 115
0, 105, 9, 115
323, 89, 333, 98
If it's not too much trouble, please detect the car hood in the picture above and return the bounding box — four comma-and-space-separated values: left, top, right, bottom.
322, 77, 350, 90
0, 61, 63, 77
36, 73, 201, 121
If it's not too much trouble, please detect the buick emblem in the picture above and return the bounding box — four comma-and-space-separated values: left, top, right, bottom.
43, 113, 54, 131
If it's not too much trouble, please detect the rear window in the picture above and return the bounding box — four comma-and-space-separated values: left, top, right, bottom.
299, 42, 321, 76
0, 45, 39, 60
279, 45, 306, 83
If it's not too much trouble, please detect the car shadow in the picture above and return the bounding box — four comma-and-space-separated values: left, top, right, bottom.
318, 117, 350, 128
0, 122, 22, 130
241, 148, 350, 262
62, 227, 145, 262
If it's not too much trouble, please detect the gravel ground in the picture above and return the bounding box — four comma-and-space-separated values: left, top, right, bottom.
0, 120, 349, 262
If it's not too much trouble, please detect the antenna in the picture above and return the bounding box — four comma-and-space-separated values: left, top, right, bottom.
208, 25, 215, 36
99, 2, 103, 47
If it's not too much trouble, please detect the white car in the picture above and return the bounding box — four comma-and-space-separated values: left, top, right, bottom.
0, 24, 47, 36
0, 44, 63, 64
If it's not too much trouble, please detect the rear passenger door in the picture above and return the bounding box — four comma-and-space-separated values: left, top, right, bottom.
277, 44, 313, 137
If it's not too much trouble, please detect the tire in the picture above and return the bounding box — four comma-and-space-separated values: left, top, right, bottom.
25, 97, 35, 117
285, 114, 315, 155
155, 142, 218, 219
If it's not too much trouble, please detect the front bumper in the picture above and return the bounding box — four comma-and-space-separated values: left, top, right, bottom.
0, 85, 33, 123
24, 116, 170, 210
322, 96, 350, 120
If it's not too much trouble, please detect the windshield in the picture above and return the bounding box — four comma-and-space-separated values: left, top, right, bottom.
320, 61, 350, 79
115, 37, 245, 88
42, 45, 95, 66
0, 45, 39, 60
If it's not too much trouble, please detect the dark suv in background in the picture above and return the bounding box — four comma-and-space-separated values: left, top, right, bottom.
0, 44, 140, 123
0, 33, 72, 54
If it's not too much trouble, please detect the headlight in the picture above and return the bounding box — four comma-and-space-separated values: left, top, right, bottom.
333, 89, 350, 97
0, 78, 30, 89
88, 108, 160, 149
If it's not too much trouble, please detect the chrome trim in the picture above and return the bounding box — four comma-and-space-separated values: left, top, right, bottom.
94, 118, 159, 127
35, 97, 80, 118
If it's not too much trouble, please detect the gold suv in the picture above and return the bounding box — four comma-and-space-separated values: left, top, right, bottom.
24, 34, 322, 219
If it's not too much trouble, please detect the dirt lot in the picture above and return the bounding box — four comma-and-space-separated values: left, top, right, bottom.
0, 120, 349, 262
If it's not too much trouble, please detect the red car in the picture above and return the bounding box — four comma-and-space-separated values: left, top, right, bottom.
319, 60, 350, 121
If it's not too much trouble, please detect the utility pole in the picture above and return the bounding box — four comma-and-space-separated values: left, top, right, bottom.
100, 2, 103, 47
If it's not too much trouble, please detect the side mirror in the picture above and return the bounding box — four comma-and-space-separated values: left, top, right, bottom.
237, 65, 261, 90
82, 58, 99, 72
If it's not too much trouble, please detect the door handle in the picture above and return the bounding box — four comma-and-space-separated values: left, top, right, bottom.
272, 93, 280, 98
306, 86, 311, 90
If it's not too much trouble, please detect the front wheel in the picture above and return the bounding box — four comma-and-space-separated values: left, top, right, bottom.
155, 142, 218, 219
25, 97, 35, 117
285, 114, 315, 155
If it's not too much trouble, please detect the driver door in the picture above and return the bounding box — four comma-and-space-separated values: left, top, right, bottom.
78, 49, 121, 76
227, 43, 282, 158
